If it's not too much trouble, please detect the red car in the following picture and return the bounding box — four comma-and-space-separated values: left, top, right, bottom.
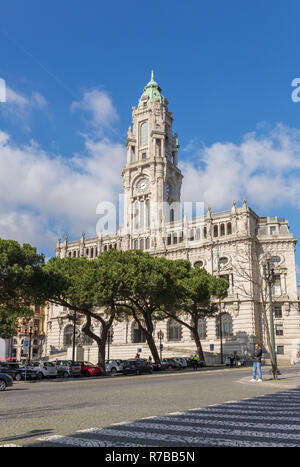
79, 361, 102, 377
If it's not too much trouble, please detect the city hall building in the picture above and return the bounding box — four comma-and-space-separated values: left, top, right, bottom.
45, 73, 300, 364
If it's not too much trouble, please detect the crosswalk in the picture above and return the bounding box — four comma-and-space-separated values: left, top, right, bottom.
3, 390, 300, 447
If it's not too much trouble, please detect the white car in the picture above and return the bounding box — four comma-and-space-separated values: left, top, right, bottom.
105, 359, 124, 374
29, 361, 58, 379
173, 357, 187, 368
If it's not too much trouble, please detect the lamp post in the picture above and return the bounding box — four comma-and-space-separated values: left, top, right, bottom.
107, 330, 112, 361
263, 258, 278, 379
72, 310, 77, 362
157, 330, 164, 361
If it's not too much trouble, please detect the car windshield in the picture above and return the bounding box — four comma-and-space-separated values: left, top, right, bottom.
84, 362, 94, 366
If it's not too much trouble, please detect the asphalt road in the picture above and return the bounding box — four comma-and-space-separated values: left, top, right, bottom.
1, 366, 299, 447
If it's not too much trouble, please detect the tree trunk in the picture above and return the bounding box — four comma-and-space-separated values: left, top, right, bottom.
191, 327, 205, 361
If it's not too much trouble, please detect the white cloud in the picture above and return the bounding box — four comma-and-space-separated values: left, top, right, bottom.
181, 124, 300, 212
71, 88, 119, 135
1, 86, 48, 131
0, 129, 125, 255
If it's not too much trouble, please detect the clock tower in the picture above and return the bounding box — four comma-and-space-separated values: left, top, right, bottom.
122, 72, 183, 250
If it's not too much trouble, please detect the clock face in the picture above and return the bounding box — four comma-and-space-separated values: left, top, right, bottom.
137, 178, 149, 192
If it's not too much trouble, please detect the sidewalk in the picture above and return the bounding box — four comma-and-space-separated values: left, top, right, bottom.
240, 366, 300, 389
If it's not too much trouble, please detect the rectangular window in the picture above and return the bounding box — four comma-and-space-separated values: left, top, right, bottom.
142, 152, 147, 159
270, 226, 276, 235
274, 305, 282, 318
272, 275, 281, 296
275, 324, 283, 336
277, 345, 284, 355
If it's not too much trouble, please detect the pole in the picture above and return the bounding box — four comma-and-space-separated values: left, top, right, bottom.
72, 310, 77, 362
107, 330, 110, 361
268, 278, 278, 375
219, 305, 223, 364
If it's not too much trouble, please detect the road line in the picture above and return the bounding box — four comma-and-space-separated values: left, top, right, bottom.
37, 435, 144, 447
75, 427, 299, 447
136, 416, 300, 431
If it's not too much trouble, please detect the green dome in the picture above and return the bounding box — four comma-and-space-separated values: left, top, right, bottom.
139, 71, 164, 104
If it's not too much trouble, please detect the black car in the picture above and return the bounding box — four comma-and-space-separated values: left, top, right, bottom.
122, 359, 153, 375
0, 373, 13, 391
0, 362, 36, 381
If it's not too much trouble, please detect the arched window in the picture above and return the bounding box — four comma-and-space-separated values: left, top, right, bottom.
145, 238, 150, 249
173, 232, 177, 244
82, 326, 94, 346
134, 239, 139, 250
197, 318, 207, 339
213, 225, 218, 237
140, 239, 144, 250
167, 234, 172, 245
216, 313, 233, 339
194, 260, 204, 268
195, 228, 201, 240
189, 229, 195, 241
146, 199, 150, 227
219, 257, 228, 266
134, 201, 139, 230
170, 208, 174, 222
220, 224, 225, 236
203, 227, 207, 239
63, 325, 74, 347
167, 319, 182, 341
132, 321, 146, 343
140, 121, 148, 146
227, 222, 232, 235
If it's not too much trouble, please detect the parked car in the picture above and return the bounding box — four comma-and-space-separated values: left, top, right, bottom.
55, 360, 82, 378
173, 357, 187, 368
29, 361, 58, 379
79, 361, 102, 377
122, 359, 153, 375
105, 359, 124, 374
185, 357, 206, 368
0, 362, 36, 381
161, 358, 177, 370
0, 373, 13, 391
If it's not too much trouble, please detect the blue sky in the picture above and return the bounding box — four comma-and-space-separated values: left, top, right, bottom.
0, 0, 300, 275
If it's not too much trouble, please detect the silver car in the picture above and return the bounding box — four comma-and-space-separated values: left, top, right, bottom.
29, 361, 58, 379
55, 360, 82, 378
105, 359, 124, 374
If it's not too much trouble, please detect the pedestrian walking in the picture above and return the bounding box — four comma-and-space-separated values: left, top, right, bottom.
193, 353, 199, 371
229, 353, 234, 368
250, 343, 263, 382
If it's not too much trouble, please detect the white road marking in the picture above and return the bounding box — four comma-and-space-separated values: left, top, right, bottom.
73, 427, 299, 447
37, 435, 144, 447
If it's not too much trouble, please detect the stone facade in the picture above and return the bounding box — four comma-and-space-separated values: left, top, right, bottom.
47, 73, 300, 365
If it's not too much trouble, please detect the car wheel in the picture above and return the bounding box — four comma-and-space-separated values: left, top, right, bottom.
15, 373, 22, 382
168, 365, 172, 369
136, 369, 140, 375
84, 370, 90, 377
37, 372, 44, 380
110, 368, 117, 375
63, 371, 69, 378
0, 379, 7, 391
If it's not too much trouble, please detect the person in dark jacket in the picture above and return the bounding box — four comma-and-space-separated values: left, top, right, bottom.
250, 344, 263, 382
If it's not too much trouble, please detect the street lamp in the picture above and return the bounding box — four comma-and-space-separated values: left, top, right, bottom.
263, 258, 278, 378
72, 310, 77, 362
157, 330, 164, 361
